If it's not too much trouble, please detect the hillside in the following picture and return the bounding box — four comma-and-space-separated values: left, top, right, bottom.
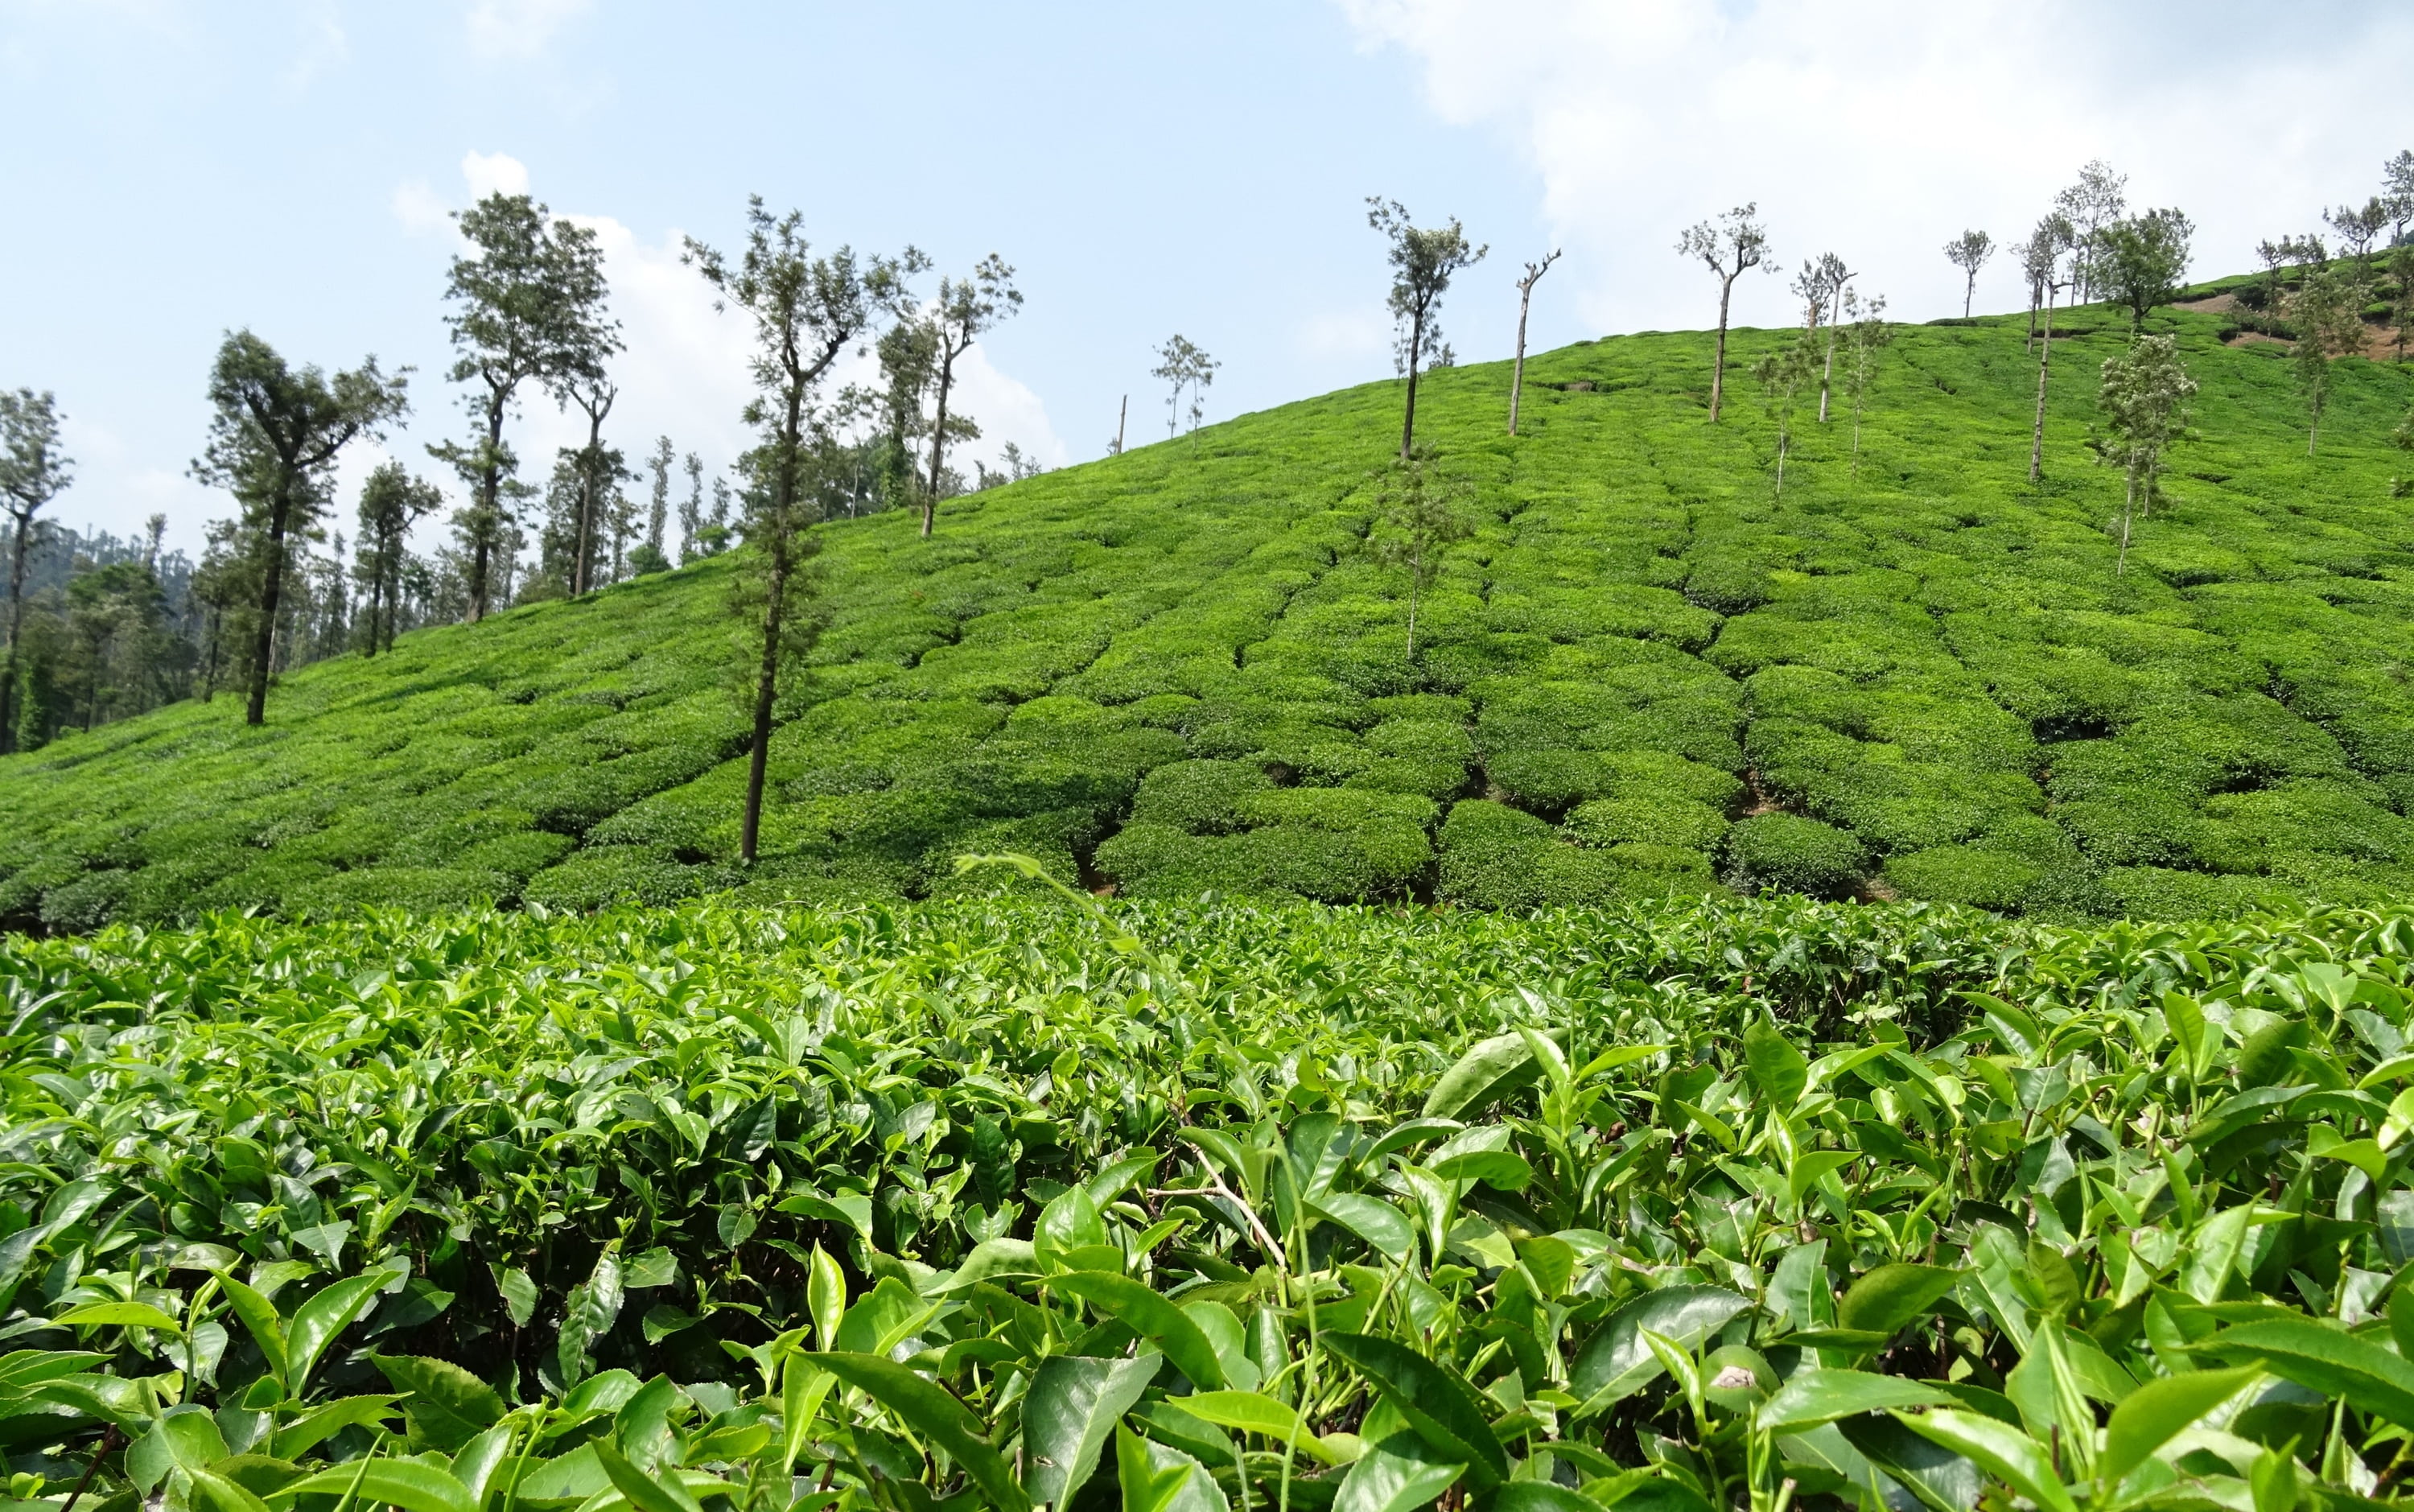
4, 292, 2411, 929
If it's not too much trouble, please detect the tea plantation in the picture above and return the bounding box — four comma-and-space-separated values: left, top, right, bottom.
3, 292, 2412, 932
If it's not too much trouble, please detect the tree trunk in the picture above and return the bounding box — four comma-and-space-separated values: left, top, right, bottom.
1115, 393, 1127, 455
1399, 307, 1425, 459
0, 513, 30, 753
1963, 273, 1973, 319
1819, 316, 1838, 423
744, 368, 810, 864
1710, 275, 1736, 421
245, 479, 295, 726
2026, 289, 2039, 352
924, 343, 958, 538
468, 387, 506, 621
1775, 426, 1789, 500
2118, 468, 2136, 576
1508, 286, 1534, 436
2029, 286, 2058, 483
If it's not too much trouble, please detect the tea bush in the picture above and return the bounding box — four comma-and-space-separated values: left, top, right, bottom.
8, 892, 2414, 1510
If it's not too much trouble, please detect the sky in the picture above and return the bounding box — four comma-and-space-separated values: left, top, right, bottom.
2, 0, 2408, 558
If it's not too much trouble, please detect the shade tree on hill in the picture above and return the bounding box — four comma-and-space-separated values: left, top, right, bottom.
1796, 251, 1854, 422
1150, 334, 1217, 447
191, 331, 408, 726
1369, 452, 1471, 660
353, 462, 443, 656
1750, 328, 1819, 500
429, 193, 619, 622
2095, 333, 2197, 575
1368, 196, 1485, 455
919, 256, 1022, 538
2055, 158, 2128, 303
2099, 208, 2195, 334
1944, 229, 1993, 318
2023, 212, 2075, 480
1675, 203, 1772, 422
0, 389, 72, 752
2329, 198, 2392, 260
1505, 247, 1559, 437
2295, 262, 2372, 455
685, 196, 918, 863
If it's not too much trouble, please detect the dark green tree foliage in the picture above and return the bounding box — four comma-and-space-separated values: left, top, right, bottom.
191, 332, 407, 725
557, 377, 617, 595
2099, 208, 2196, 333
0, 389, 72, 752
919, 256, 1020, 538
353, 462, 442, 655
2096, 334, 2198, 575
1676, 204, 1772, 422
431, 193, 617, 621
686, 197, 912, 863
1943, 229, 1992, 318
1370, 197, 1486, 455
640, 433, 674, 571
870, 310, 937, 516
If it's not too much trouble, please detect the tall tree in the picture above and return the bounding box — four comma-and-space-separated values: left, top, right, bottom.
2099, 208, 2195, 335
645, 435, 674, 558
1675, 204, 1772, 422
558, 378, 616, 595
2385, 150, 2414, 246
2025, 214, 2076, 481
1369, 198, 1487, 456
685, 197, 911, 864
1150, 336, 1218, 447
354, 462, 441, 655
192, 331, 406, 725
870, 315, 937, 516
431, 193, 616, 622
2096, 334, 2196, 576
1837, 289, 1893, 480
2054, 159, 2128, 303
678, 451, 703, 563
1944, 230, 1994, 319
920, 256, 1021, 537
1370, 455, 1471, 660
0, 389, 72, 753
1506, 248, 1560, 437
2294, 263, 2371, 455
1794, 252, 1854, 423
2327, 199, 2391, 261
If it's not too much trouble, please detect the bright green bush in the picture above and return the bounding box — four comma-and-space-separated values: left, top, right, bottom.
1724, 812, 1867, 897
1566, 793, 1730, 851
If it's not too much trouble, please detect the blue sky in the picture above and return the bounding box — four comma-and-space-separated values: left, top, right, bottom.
3, 0, 2408, 554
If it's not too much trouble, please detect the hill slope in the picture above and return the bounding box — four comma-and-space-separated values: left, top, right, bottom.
5, 294, 2412, 929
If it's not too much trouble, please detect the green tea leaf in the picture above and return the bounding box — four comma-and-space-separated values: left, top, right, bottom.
1022, 1353, 1158, 1508
806, 1351, 1028, 1512
1321, 1331, 1506, 1489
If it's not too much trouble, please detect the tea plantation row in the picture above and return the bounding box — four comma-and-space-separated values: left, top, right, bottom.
1, 297, 2410, 929
7, 893, 2414, 1510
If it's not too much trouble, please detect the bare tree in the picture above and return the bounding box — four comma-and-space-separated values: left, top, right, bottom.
1675, 204, 1773, 422
1506, 248, 1560, 436
1368, 198, 1486, 458
1944, 229, 1994, 318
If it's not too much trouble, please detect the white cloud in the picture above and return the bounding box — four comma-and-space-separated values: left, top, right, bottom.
391, 179, 451, 235
464, 0, 591, 61
1339, 0, 2414, 331
461, 150, 529, 201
